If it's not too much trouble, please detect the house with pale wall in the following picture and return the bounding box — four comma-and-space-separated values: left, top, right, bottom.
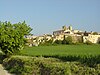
83, 34, 100, 43
37, 34, 52, 43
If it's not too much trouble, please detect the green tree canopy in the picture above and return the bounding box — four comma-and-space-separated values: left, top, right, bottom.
0, 21, 32, 56
92, 32, 98, 35
62, 36, 73, 44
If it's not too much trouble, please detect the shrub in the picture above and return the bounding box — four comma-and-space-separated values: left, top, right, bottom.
85, 40, 93, 45
62, 39, 67, 44
98, 41, 100, 44
92, 32, 98, 35
0, 50, 5, 63
40, 39, 53, 46
3, 55, 100, 75
3, 56, 38, 75
62, 36, 73, 44
54, 40, 62, 44
0, 21, 32, 57
3, 56, 71, 75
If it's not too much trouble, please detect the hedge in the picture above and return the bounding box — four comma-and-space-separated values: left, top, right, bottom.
3, 55, 100, 75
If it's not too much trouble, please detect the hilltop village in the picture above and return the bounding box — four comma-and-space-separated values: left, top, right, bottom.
25, 26, 100, 46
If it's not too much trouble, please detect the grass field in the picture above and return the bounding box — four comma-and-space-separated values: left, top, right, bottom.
5, 45, 100, 74
20, 44, 100, 56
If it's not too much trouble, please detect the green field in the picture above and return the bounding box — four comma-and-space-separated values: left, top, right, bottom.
5, 45, 100, 75
20, 45, 100, 56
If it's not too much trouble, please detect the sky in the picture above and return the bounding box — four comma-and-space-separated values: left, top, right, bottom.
0, 0, 100, 35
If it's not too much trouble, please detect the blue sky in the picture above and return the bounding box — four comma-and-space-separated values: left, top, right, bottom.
0, 0, 100, 35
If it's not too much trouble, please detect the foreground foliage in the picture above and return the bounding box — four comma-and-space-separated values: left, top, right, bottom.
3, 56, 100, 75
0, 21, 32, 56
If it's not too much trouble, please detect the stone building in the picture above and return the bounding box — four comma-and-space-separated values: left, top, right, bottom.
83, 34, 100, 43
53, 26, 100, 44
53, 26, 82, 41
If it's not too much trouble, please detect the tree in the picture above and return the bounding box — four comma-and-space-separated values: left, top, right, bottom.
54, 40, 62, 44
62, 36, 73, 44
0, 21, 32, 56
92, 32, 98, 35
62, 35, 67, 44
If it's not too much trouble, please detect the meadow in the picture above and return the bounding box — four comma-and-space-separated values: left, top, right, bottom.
20, 44, 100, 56
4, 45, 100, 75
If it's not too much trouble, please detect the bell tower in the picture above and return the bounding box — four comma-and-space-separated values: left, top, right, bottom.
62, 26, 67, 31
69, 26, 72, 30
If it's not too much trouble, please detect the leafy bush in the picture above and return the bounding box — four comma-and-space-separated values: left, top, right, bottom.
98, 41, 100, 44
3, 56, 39, 75
40, 39, 53, 46
0, 21, 32, 56
3, 55, 100, 75
62, 36, 73, 44
85, 40, 93, 45
92, 32, 98, 35
54, 40, 62, 44
0, 53, 4, 63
